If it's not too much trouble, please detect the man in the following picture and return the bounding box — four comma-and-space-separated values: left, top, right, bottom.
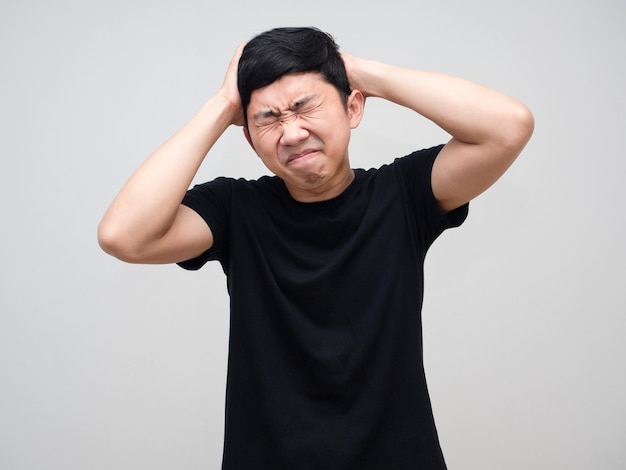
99, 27, 533, 469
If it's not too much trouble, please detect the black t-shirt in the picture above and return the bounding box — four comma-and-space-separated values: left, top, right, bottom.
179, 145, 468, 469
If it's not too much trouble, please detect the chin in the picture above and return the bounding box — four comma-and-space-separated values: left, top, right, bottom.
303, 171, 327, 185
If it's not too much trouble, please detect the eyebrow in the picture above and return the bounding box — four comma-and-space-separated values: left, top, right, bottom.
252, 94, 317, 122
290, 95, 315, 110
252, 109, 280, 121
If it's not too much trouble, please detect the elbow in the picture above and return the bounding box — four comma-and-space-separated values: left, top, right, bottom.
97, 221, 125, 260
517, 103, 535, 143
97, 221, 142, 263
481, 103, 534, 172
505, 102, 535, 153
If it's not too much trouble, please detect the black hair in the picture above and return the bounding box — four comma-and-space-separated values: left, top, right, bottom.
237, 27, 351, 124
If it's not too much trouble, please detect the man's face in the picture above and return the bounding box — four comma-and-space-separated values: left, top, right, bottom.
245, 72, 363, 202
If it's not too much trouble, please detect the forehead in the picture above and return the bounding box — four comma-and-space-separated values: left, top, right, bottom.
248, 72, 338, 110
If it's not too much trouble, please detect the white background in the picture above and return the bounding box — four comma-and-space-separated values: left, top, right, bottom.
1, 0, 625, 468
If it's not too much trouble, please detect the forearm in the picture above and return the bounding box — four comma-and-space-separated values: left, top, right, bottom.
98, 92, 237, 255
348, 57, 531, 147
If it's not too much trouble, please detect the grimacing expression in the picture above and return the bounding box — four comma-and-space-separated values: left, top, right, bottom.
245, 72, 364, 200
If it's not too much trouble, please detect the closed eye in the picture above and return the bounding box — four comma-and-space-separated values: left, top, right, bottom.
252, 95, 321, 128
291, 96, 320, 115
253, 110, 280, 128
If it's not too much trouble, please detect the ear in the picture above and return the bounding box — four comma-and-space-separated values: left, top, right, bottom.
243, 127, 256, 151
347, 89, 365, 129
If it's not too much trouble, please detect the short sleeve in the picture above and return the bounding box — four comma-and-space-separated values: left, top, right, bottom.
393, 144, 469, 251
176, 177, 234, 270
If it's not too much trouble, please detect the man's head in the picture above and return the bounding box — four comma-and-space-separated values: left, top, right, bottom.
237, 27, 364, 202
237, 27, 351, 125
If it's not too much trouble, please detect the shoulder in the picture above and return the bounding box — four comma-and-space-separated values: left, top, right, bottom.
348, 145, 445, 200
392, 144, 445, 174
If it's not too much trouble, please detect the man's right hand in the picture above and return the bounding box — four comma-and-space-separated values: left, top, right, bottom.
98, 45, 248, 264
219, 44, 245, 127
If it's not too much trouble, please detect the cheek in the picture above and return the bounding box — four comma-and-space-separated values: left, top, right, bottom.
323, 121, 350, 147
253, 137, 284, 171
250, 131, 277, 155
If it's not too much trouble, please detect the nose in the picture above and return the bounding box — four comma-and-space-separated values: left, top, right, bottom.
279, 116, 309, 146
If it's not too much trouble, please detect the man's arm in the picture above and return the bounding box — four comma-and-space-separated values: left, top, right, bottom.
342, 54, 534, 212
98, 46, 244, 264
